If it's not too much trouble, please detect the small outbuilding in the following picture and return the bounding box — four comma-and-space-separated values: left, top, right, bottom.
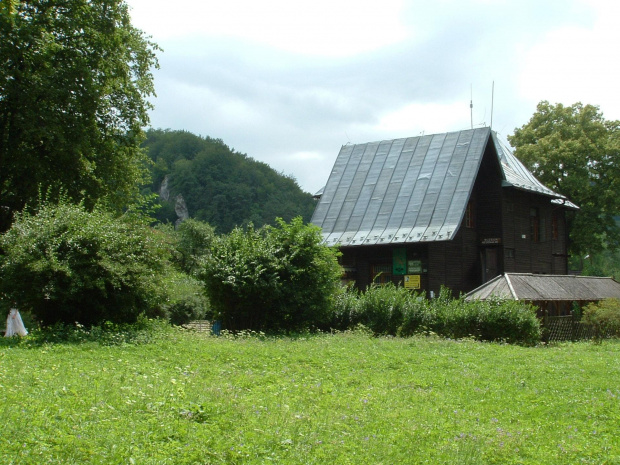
464, 273, 620, 316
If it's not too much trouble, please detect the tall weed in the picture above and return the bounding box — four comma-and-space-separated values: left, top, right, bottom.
354, 283, 413, 335
329, 284, 360, 330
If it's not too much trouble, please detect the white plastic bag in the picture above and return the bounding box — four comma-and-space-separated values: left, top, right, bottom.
5, 308, 28, 337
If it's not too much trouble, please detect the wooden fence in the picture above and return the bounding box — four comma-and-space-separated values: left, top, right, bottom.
182, 320, 221, 335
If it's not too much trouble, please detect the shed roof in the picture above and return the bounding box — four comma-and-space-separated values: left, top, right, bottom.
465, 273, 620, 302
311, 128, 572, 247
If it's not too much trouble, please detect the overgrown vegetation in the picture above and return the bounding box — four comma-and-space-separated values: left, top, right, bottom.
165, 218, 217, 276
582, 298, 620, 341
200, 217, 342, 332
0, 200, 548, 343
574, 244, 620, 279
1, 331, 619, 464
331, 284, 542, 345
1, 314, 174, 347
0, 200, 206, 326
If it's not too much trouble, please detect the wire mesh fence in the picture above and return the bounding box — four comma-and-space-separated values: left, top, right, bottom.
542, 315, 606, 342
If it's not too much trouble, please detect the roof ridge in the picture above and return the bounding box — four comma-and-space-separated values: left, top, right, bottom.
504, 273, 518, 300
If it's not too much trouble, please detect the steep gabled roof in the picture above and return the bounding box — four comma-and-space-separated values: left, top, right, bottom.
465, 273, 620, 302
311, 128, 571, 247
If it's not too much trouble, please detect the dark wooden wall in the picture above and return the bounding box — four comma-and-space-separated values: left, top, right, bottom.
501, 189, 568, 275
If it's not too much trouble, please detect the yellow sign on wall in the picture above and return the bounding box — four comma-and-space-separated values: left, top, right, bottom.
404, 275, 421, 289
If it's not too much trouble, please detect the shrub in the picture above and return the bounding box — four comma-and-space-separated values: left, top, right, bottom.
199, 217, 341, 332
427, 290, 541, 345
582, 298, 620, 341
167, 219, 216, 276
428, 288, 480, 339
331, 284, 541, 345
161, 273, 210, 325
0, 201, 173, 326
354, 283, 414, 336
329, 284, 360, 331
396, 297, 432, 337
475, 299, 541, 345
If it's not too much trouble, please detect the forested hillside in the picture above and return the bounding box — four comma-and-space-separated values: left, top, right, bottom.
142, 129, 317, 232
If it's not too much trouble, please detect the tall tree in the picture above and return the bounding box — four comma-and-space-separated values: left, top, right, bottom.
508, 101, 620, 256
0, 0, 159, 231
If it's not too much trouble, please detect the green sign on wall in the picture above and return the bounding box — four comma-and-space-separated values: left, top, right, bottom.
393, 248, 407, 275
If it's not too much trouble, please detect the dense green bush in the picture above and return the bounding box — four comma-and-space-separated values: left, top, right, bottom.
424, 290, 541, 344
166, 219, 216, 276
161, 272, 210, 325
352, 283, 416, 336
0, 201, 174, 326
200, 217, 341, 332
334, 285, 541, 345
474, 299, 541, 344
395, 297, 433, 336
330, 285, 360, 330
582, 298, 620, 340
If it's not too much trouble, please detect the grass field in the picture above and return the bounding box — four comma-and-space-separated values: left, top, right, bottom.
1, 329, 619, 464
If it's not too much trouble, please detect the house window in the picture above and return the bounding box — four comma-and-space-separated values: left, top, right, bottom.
372, 264, 392, 284
552, 214, 559, 240
530, 207, 540, 242
465, 201, 475, 228
505, 248, 515, 259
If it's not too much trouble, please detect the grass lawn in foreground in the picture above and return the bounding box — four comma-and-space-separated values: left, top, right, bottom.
1, 330, 619, 464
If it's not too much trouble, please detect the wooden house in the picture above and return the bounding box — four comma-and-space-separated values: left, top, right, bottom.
310, 128, 578, 296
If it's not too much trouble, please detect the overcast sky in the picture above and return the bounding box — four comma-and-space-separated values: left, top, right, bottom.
125, 0, 620, 194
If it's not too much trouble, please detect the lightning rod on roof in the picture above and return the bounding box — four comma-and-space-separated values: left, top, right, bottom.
490, 81, 494, 129
470, 84, 473, 130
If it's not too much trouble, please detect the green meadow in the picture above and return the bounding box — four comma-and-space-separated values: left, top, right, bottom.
1, 329, 619, 464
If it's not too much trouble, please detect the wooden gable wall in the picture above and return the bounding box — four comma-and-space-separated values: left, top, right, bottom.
501, 189, 568, 275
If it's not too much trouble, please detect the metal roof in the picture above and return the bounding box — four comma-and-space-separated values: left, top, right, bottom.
311, 128, 573, 246
465, 273, 620, 302
493, 133, 579, 209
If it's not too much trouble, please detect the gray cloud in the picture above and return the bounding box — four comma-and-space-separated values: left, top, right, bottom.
143, 0, 598, 193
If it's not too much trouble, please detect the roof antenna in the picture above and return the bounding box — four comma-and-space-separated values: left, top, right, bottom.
470, 84, 473, 130
490, 81, 494, 129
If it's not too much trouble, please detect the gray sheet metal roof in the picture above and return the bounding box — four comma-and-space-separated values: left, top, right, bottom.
465, 273, 620, 302
311, 127, 572, 246
493, 133, 579, 209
